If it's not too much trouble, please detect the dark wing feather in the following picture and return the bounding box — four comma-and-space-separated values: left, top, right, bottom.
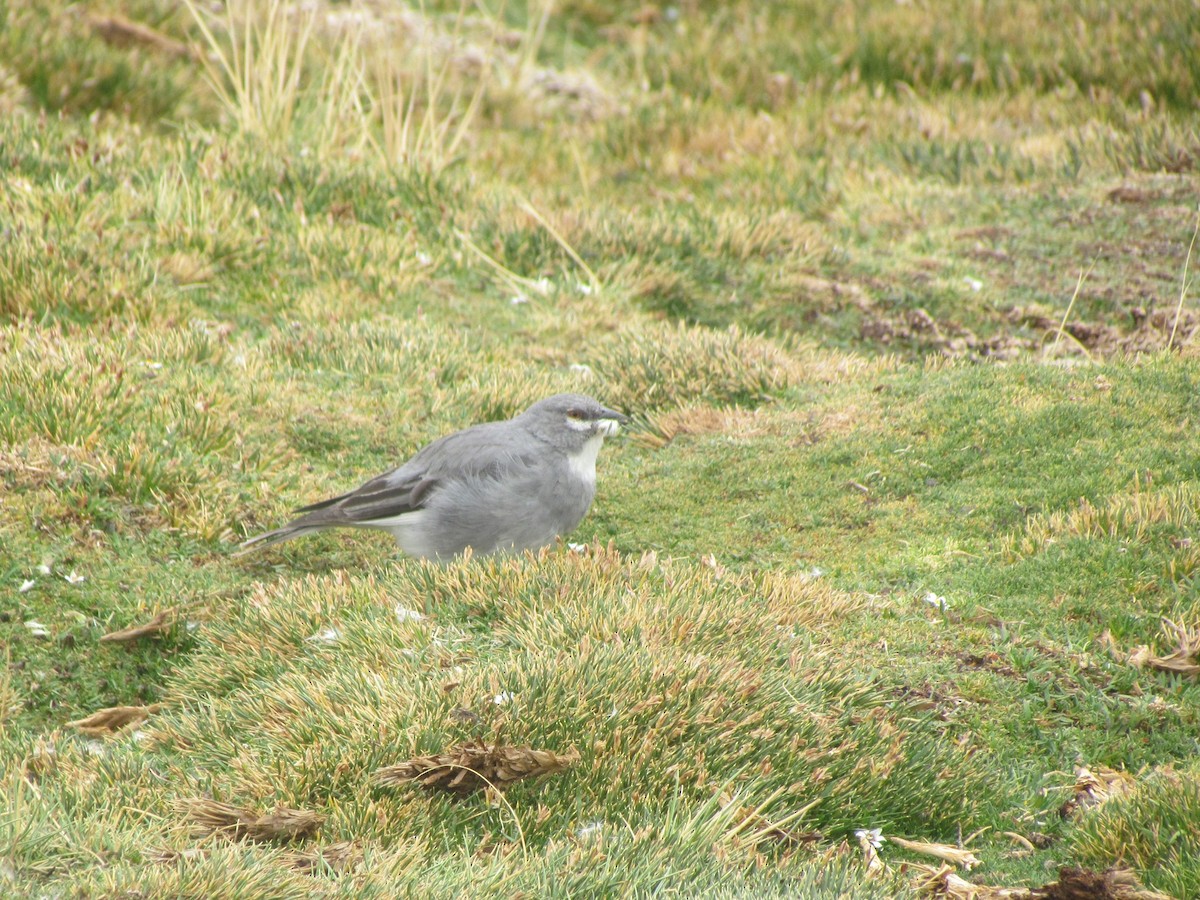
293, 494, 348, 514
336, 472, 439, 521
290, 470, 437, 526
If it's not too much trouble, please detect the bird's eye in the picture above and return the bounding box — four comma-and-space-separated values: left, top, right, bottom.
566, 408, 585, 420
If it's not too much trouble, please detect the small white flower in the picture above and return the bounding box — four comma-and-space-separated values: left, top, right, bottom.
568, 542, 588, 553
84, 741, 107, 757
63, 571, 85, 585
37, 564, 51, 576
963, 277, 983, 292
492, 691, 514, 706
568, 363, 593, 376
855, 828, 885, 849
805, 566, 826, 579
185, 620, 201, 633
25, 620, 50, 638
232, 353, 247, 368
416, 252, 432, 266
576, 283, 594, 296
923, 591, 948, 611
306, 627, 341, 644
532, 278, 552, 295
395, 605, 424, 623
19, 579, 35, 593
509, 294, 529, 305
143, 361, 163, 370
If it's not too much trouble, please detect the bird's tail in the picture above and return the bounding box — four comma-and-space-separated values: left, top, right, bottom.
232, 524, 326, 558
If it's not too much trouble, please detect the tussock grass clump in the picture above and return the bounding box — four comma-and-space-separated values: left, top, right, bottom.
1004, 481, 1200, 561
0, 549, 974, 894
590, 322, 797, 412
1065, 763, 1200, 899
0, 322, 285, 540
151, 549, 981, 841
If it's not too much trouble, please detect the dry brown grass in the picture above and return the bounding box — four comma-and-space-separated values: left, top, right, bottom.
374, 740, 581, 795
180, 798, 324, 843
66, 704, 162, 736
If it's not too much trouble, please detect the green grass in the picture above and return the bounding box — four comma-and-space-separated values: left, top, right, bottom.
3, 0, 1200, 896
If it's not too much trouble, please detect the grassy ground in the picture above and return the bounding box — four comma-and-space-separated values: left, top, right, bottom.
3, 0, 1200, 896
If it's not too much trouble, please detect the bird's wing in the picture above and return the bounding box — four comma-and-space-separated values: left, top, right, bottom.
292, 421, 541, 526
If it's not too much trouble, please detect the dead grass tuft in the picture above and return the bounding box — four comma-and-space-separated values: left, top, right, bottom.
913, 862, 1026, 898
179, 798, 324, 843
1059, 765, 1137, 819
66, 704, 162, 736
88, 13, 195, 60
285, 840, 361, 874
890, 836, 980, 870
100, 610, 175, 644
913, 863, 1174, 899
374, 740, 581, 796
717, 790, 823, 848
1106, 619, 1200, 679
21, 741, 58, 782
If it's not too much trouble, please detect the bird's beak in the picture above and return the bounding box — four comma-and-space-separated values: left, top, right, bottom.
597, 407, 630, 436
600, 407, 630, 426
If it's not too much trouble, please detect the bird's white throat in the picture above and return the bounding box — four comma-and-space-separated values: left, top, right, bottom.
568, 433, 605, 484
566, 417, 622, 437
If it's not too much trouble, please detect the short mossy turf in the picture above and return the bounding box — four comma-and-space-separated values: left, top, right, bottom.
3, 1, 1200, 897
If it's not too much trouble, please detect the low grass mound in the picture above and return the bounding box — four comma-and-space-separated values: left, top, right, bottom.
6, 550, 974, 897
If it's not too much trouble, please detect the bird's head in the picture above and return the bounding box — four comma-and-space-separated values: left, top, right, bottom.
521, 393, 630, 448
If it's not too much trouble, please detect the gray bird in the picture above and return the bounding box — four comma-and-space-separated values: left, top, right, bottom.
235, 393, 629, 561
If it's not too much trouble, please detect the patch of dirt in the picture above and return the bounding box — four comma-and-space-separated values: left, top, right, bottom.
1107, 185, 1159, 204
860, 307, 1035, 360
1011, 305, 1200, 355
956, 651, 1020, 679
889, 683, 975, 720
861, 300, 1200, 360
